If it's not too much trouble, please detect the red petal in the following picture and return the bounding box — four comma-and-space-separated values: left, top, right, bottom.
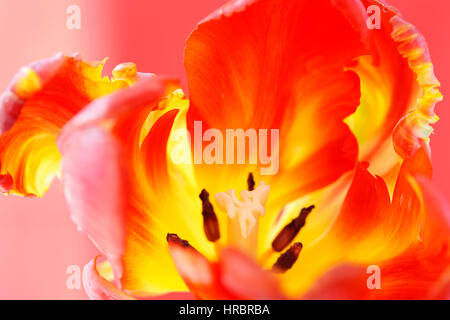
415, 176, 450, 254
140, 109, 179, 195
219, 248, 285, 300
302, 264, 368, 299
168, 239, 285, 300
184, 0, 367, 204
304, 243, 449, 300
0, 173, 13, 193
303, 150, 449, 299
168, 236, 229, 299
327, 146, 433, 261
430, 269, 450, 300
328, 163, 391, 258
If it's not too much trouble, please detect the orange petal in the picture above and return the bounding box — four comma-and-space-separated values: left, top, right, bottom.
328, 146, 432, 261
0, 53, 140, 196
184, 0, 369, 203
276, 162, 390, 297
328, 163, 391, 259
373, 246, 449, 299
303, 174, 449, 300
278, 145, 438, 297
415, 176, 450, 254
140, 109, 180, 197
304, 245, 449, 300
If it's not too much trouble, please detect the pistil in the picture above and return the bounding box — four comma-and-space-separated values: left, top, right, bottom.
215, 173, 269, 258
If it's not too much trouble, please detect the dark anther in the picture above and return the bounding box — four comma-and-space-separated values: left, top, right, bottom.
166, 233, 193, 248
272, 242, 303, 274
271, 205, 315, 252
247, 172, 255, 191
199, 189, 221, 242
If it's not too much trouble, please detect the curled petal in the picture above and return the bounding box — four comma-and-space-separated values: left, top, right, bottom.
389, 10, 442, 159
60, 126, 128, 287
59, 77, 204, 295
0, 53, 141, 196
83, 256, 194, 300
83, 257, 135, 300
347, 0, 442, 175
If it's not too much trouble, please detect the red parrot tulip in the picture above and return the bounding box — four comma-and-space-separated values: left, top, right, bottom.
0, 0, 448, 300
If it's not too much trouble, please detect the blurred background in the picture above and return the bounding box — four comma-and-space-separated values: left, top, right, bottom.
0, 0, 448, 299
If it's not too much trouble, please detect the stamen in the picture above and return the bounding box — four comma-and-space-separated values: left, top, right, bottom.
166, 233, 195, 249
247, 172, 255, 191
272, 205, 314, 252
199, 189, 221, 242
272, 242, 303, 274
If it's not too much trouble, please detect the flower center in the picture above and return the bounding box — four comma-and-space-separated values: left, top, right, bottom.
168, 173, 314, 274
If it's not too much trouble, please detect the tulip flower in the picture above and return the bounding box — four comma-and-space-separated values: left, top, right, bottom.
0, 0, 448, 300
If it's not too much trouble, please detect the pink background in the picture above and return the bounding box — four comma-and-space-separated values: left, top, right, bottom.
0, 0, 448, 299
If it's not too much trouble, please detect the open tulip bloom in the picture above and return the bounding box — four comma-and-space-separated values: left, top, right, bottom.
0, 0, 448, 300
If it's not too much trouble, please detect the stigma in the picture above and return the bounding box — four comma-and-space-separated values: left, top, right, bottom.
214, 175, 269, 257
215, 179, 269, 239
